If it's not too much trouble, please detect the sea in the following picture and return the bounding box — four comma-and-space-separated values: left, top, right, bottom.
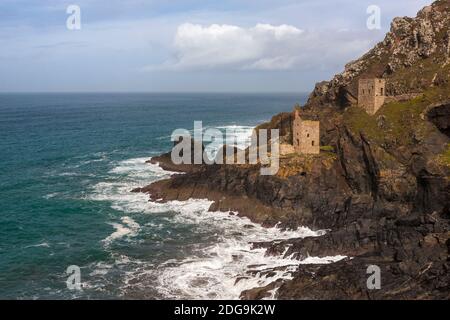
0, 93, 345, 299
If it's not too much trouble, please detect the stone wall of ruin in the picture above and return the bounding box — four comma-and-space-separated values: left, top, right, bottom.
293, 116, 320, 154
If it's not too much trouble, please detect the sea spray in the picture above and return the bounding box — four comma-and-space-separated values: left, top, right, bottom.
90, 155, 346, 299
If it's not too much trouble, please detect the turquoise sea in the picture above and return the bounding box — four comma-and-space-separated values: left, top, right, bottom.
0, 93, 316, 299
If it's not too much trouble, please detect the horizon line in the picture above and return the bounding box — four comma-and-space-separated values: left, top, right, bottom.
0, 91, 310, 95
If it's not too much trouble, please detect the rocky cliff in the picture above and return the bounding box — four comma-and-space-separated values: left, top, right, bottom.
135, 1, 450, 299
307, 0, 450, 108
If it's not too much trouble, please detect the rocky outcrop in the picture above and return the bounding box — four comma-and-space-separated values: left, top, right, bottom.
255, 112, 294, 144
305, 0, 450, 109
135, 1, 450, 300
276, 253, 449, 300
427, 102, 450, 136
136, 111, 449, 299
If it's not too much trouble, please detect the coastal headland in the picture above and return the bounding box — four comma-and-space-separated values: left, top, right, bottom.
134, 1, 450, 299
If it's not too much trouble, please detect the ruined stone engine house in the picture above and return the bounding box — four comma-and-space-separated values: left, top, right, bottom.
293, 109, 320, 155
357, 78, 386, 115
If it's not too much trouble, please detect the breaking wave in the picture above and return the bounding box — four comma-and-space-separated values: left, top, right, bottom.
88, 155, 346, 299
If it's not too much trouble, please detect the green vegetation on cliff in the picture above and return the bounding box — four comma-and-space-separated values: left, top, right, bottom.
344, 84, 449, 147
439, 143, 450, 167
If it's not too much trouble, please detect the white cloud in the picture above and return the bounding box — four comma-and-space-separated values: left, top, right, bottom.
146, 23, 306, 71
145, 22, 374, 72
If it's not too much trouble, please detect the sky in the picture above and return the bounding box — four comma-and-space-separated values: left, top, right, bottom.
0, 0, 433, 93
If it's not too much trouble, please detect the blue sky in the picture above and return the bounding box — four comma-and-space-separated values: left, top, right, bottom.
0, 0, 433, 92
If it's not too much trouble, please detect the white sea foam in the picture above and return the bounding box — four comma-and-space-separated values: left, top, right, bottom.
205, 125, 255, 160
77, 153, 109, 166
90, 157, 178, 214
24, 242, 51, 249
102, 216, 141, 245
159, 124, 256, 161
43, 193, 59, 199
90, 155, 346, 299
58, 172, 79, 177
85, 257, 143, 290
146, 201, 342, 299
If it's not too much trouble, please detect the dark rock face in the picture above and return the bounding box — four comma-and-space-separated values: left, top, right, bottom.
277, 255, 449, 300
255, 112, 294, 144
137, 117, 449, 299
427, 102, 450, 137
305, 0, 450, 110
135, 1, 450, 300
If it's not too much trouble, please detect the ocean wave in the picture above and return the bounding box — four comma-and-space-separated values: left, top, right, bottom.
43, 193, 60, 199
145, 200, 338, 300
205, 125, 255, 160
24, 242, 51, 249
156, 124, 255, 160
89, 157, 178, 214
89, 154, 345, 300
102, 216, 141, 245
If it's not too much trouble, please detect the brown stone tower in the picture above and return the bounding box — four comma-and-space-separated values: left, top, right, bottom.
358, 78, 386, 115
293, 109, 320, 154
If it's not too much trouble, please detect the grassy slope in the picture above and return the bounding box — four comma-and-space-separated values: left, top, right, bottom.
343, 40, 450, 164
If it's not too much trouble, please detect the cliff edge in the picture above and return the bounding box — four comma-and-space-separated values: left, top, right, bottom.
136, 1, 450, 299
